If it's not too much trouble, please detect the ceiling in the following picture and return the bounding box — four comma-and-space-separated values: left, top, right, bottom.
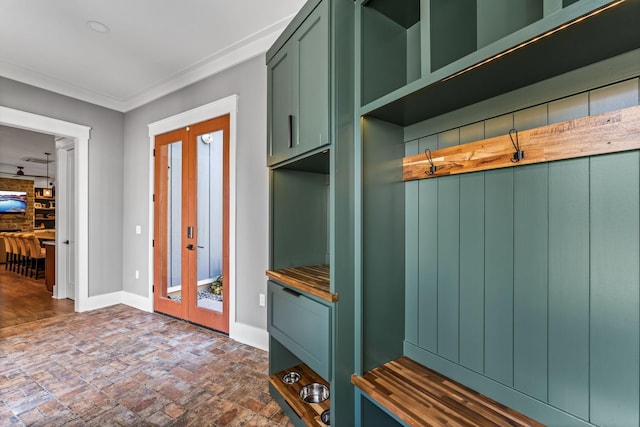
0, 125, 56, 185
0, 0, 306, 112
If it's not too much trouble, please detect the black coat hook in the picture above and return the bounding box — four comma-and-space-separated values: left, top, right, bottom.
509, 129, 525, 162
425, 148, 437, 175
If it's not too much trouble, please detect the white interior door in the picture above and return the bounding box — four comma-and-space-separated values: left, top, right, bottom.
56, 143, 75, 300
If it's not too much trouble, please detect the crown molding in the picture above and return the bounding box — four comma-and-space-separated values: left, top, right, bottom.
0, 61, 127, 111
0, 15, 294, 113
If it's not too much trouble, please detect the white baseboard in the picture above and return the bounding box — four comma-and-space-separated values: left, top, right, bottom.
122, 292, 153, 312
76, 291, 152, 313
230, 321, 269, 351
76, 291, 123, 312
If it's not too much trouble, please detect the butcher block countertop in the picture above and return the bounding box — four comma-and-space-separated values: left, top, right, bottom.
352, 357, 545, 427
266, 264, 336, 303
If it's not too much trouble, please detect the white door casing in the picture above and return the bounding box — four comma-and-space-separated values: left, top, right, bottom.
0, 106, 89, 311
55, 139, 76, 300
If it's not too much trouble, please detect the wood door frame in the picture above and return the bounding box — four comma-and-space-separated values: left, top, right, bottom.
187, 116, 230, 331
153, 127, 189, 320
153, 118, 230, 332
148, 95, 238, 335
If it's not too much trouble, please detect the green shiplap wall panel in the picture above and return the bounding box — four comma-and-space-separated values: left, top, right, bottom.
436, 129, 460, 362
514, 104, 547, 131
546, 91, 590, 419
589, 78, 640, 425
589, 78, 639, 115
548, 93, 589, 124
405, 140, 420, 345
403, 79, 640, 425
484, 168, 514, 387
459, 172, 485, 373
484, 113, 513, 139
437, 128, 460, 149
512, 106, 549, 401
513, 163, 548, 401
459, 122, 484, 145
590, 152, 639, 426
548, 158, 589, 419
418, 135, 438, 352
437, 175, 460, 362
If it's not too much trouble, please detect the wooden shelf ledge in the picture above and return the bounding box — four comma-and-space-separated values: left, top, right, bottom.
352, 357, 544, 427
404, 104, 640, 181
270, 363, 330, 427
266, 265, 337, 303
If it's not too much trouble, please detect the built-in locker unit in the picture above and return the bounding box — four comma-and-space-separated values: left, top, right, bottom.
353, 0, 640, 425
266, 0, 355, 425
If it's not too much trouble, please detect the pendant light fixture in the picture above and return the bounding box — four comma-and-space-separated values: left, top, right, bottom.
42, 152, 52, 198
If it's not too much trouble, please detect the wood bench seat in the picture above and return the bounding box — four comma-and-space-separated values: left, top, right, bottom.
352, 357, 544, 427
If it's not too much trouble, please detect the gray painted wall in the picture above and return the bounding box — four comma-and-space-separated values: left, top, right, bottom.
123, 55, 270, 329
0, 77, 125, 297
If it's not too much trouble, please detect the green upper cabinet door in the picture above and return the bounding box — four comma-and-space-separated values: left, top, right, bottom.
267, 0, 329, 166
267, 46, 296, 166
295, 0, 329, 156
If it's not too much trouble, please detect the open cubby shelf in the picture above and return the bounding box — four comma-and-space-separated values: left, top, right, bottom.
270, 363, 331, 427
360, 0, 640, 126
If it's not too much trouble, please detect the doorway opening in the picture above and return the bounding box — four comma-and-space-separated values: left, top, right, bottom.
0, 106, 90, 312
153, 115, 230, 332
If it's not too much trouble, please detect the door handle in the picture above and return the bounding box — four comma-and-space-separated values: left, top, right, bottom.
287, 115, 293, 148
282, 287, 302, 298
186, 244, 195, 251
63, 240, 70, 245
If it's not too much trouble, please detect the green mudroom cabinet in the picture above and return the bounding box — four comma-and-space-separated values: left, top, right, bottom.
268, 0, 640, 425
267, 0, 330, 167
266, 0, 354, 426
353, 0, 640, 426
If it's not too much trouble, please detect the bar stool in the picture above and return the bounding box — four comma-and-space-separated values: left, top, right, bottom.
27, 234, 46, 279
15, 233, 32, 276
1, 233, 11, 270
5, 234, 20, 273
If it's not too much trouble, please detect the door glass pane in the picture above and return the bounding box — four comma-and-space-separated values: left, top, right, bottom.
159, 140, 183, 302
196, 131, 224, 312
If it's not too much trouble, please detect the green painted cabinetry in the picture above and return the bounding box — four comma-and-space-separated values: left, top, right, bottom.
359, 0, 640, 126
354, 0, 640, 425
267, 0, 354, 425
268, 281, 332, 380
267, 0, 329, 167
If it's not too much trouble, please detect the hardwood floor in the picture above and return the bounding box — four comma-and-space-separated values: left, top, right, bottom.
0, 261, 74, 334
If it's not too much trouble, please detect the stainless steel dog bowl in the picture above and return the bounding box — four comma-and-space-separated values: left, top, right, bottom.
321, 409, 330, 425
281, 371, 301, 384
299, 383, 329, 403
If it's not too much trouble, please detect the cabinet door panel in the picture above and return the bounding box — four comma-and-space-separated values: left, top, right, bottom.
268, 281, 332, 380
268, 47, 295, 166
296, 0, 329, 154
